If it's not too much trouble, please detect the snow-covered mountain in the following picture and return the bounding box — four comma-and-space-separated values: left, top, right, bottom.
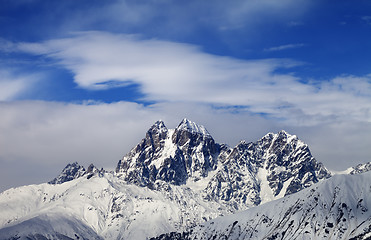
203, 130, 331, 208
154, 171, 371, 240
0, 119, 337, 239
115, 119, 331, 210
0, 171, 232, 240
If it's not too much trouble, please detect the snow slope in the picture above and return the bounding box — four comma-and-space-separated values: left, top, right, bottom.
0, 173, 231, 240
159, 171, 371, 240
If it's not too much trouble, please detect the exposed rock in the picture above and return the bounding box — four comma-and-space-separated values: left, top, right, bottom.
349, 161, 371, 175
116, 119, 331, 210
49, 162, 103, 184
48, 162, 86, 184
116, 119, 221, 186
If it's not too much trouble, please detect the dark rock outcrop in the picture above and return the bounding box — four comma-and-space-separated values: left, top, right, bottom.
116, 119, 221, 186
49, 162, 103, 184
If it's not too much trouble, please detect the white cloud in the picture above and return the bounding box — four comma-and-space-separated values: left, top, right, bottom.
294, 121, 371, 172
13, 32, 371, 126
264, 43, 306, 52
0, 101, 157, 166
0, 79, 24, 100
0, 69, 36, 101
0, 100, 159, 191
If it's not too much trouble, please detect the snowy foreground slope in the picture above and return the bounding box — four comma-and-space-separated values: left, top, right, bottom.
153, 172, 371, 240
0, 173, 230, 239
0, 118, 364, 240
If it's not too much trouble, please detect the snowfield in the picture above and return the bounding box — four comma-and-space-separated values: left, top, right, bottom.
0, 173, 230, 239
184, 171, 371, 240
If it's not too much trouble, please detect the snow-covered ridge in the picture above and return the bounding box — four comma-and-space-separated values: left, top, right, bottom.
0, 173, 231, 240
330, 161, 371, 175
164, 171, 371, 240
349, 161, 371, 175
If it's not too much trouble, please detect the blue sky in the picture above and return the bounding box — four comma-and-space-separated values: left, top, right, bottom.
0, 0, 371, 191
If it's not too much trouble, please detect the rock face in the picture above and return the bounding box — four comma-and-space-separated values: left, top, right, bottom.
349, 161, 371, 175
115, 119, 221, 187
49, 162, 103, 184
204, 131, 331, 208
116, 119, 331, 209
48, 162, 87, 184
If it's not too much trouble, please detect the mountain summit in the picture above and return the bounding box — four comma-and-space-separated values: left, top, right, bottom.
176, 118, 211, 137
115, 119, 219, 187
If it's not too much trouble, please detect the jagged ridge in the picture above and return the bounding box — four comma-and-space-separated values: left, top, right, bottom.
115, 119, 331, 209
49, 162, 104, 184
350, 162, 371, 175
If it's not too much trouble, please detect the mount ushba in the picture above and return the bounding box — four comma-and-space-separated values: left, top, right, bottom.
0, 119, 369, 240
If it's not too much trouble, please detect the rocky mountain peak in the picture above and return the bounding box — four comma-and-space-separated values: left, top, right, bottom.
203, 130, 331, 208
48, 162, 86, 184
149, 120, 168, 134
145, 120, 168, 147
175, 118, 210, 137
277, 129, 291, 136
49, 162, 104, 184
115, 120, 330, 210
115, 119, 220, 186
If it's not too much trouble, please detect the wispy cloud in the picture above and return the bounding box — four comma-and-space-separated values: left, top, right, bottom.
288, 21, 304, 27
362, 16, 371, 25
3, 0, 313, 40
0, 69, 37, 101
100, 0, 313, 31
8, 31, 371, 125
264, 43, 306, 52
207, 0, 313, 31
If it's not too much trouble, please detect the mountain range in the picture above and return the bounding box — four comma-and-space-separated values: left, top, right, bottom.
0, 119, 369, 240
